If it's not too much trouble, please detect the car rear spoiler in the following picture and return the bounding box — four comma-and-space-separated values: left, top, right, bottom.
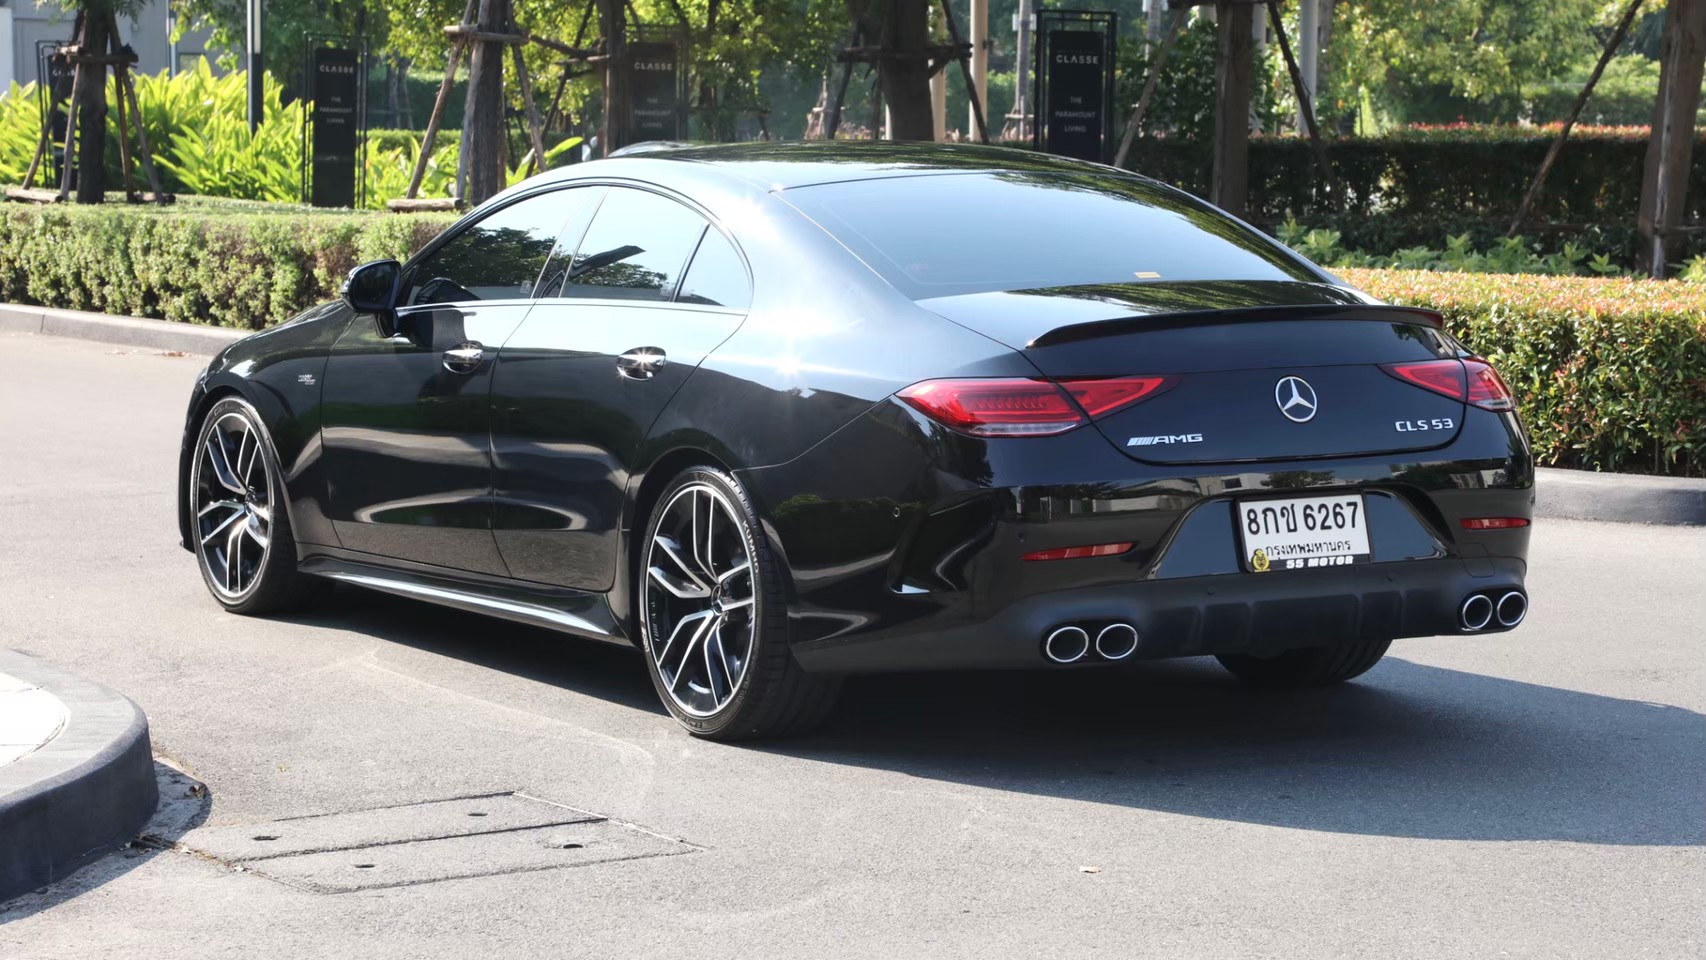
1026, 304, 1447, 349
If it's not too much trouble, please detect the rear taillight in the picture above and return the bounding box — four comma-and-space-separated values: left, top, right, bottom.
1464, 359, 1515, 411
897, 375, 1175, 438
1380, 358, 1515, 412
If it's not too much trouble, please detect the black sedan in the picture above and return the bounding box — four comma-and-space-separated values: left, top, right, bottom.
178, 142, 1533, 739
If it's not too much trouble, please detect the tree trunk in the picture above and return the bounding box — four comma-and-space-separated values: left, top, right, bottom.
74, 15, 111, 204
1211, 0, 1253, 217
1638, 0, 1705, 276
598, 0, 629, 154
461, 0, 507, 205
846, 0, 933, 140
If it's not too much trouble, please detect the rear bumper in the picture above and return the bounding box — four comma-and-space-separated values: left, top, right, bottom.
739, 398, 1533, 674
791, 556, 1525, 673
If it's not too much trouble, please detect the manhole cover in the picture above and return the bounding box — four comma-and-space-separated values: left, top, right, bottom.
180, 792, 698, 893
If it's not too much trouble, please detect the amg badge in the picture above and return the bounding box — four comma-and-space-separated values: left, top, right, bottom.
1128, 433, 1204, 447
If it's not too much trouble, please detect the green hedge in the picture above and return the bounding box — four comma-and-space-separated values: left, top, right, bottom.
0, 202, 455, 329
2, 203, 1700, 476
1344, 268, 1706, 477
1125, 128, 1706, 264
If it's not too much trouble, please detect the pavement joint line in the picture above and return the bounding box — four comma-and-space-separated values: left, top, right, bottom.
5, 301, 1703, 526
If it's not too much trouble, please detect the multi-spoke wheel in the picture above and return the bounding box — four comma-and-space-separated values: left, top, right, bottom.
188, 397, 322, 614
638, 466, 841, 739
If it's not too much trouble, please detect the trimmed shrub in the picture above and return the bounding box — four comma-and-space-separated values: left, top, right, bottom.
1344, 268, 1706, 477
0, 201, 455, 329
1125, 126, 1706, 266
2, 202, 1700, 475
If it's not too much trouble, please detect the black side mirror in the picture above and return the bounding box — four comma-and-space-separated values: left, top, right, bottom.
341, 259, 402, 338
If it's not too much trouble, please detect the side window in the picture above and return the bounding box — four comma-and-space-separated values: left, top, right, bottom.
675, 229, 750, 311
407, 188, 595, 306
562, 188, 707, 301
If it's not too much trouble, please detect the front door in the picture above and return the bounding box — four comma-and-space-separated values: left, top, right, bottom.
319, 186, 594, 574
490, 187, 752, 589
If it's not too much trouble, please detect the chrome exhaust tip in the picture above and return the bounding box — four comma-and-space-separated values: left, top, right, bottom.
1460, 594, 1494, 632
1094, 623, 1139, 661
1496, 590, 1528, 628
1043, 625, 1091, 664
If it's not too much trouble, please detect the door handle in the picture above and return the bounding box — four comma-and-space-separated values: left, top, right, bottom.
442, 341, 484, 374
616, 346, 667, 380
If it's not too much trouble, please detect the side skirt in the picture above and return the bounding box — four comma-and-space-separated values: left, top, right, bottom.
297, 547, 631, 646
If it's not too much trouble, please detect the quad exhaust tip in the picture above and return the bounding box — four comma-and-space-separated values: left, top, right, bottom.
1460, 594, 1494, 632
1496, 590, 1528, 628
1094, 623, 1139, 661
1043, 626, 1091, 664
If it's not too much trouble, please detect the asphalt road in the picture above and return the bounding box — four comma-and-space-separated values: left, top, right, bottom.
2, 332, 1702, 959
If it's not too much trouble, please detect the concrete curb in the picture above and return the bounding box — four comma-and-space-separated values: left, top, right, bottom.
0, 649, 158, 903
1535, 467, 1706, 526
0, 303, 246, 355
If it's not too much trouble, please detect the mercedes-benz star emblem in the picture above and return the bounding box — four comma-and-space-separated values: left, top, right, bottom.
1275, 376, 1318, 423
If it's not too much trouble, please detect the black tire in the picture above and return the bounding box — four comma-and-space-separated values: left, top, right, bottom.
187, 396, 326, 616
1215, 636, 1393, 688
637, 465, 841, 740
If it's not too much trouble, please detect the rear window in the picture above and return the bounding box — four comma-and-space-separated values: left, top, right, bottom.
782, 172, 1319, 300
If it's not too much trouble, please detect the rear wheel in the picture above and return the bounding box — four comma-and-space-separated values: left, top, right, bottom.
1215, 636, 1393, 688
188, 396, 324, 615
637, 466, 840, 740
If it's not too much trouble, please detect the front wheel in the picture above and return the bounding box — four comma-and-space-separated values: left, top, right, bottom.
187, 396, 324, 615
637, 466, 840, 740
1215, 636, 1393, 688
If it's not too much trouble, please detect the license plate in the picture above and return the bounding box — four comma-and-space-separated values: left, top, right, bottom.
1236, 494, 1371, 572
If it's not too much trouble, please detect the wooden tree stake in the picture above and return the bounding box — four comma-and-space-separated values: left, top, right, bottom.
1267, 0, 1337, 204
1509, 0, 1644, 236
1114, 6, 1186, 169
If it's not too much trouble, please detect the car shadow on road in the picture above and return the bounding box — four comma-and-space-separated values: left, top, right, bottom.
782, 656, 1705, 847
282, 591, 1702, 848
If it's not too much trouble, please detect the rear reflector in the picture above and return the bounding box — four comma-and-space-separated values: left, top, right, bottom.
898, 375, 1175, 438
1022, 542, 1134, 561
1461, 517, 1530, 530
1380, 358, 1516, 412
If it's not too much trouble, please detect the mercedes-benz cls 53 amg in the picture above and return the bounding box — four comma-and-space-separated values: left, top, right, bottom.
178, 142, 1533, 739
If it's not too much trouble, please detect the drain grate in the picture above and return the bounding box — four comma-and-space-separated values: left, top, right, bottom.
180, 792, 698, 893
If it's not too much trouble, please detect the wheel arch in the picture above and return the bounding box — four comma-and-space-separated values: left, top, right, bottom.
615, 444, 799, 644
176, 383, 247, 551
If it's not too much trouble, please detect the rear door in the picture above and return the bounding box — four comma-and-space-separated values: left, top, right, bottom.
489, 186, 751, 589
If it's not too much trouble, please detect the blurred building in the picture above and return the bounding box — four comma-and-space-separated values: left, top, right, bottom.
1, 1, 216, 92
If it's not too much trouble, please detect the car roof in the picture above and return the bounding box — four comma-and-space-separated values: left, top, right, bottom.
576, 140, 1134, 191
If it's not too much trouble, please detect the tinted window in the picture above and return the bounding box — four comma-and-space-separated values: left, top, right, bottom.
782, 172, 1319, 300
563, 188, 706, 301
675, 229, 750, 310
408, 188, 594, 305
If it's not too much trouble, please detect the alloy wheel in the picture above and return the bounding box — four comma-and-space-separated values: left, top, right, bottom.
642, 482, 757, 718
193, 411, 273, 598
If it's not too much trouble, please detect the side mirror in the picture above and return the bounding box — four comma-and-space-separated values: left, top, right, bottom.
341, 259, 402, 338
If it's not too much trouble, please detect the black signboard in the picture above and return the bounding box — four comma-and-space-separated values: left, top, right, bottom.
628, 41, 682, 142
309, 47, 361, 208
1034, 12, 1117, 164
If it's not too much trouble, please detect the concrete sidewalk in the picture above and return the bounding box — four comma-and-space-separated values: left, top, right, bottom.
0, 671, 68, 768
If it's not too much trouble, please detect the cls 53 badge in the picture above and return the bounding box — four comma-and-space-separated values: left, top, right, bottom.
1395, 417, 1455, 433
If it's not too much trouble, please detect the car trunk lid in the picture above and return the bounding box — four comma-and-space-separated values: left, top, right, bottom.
919, 281, 1468, 464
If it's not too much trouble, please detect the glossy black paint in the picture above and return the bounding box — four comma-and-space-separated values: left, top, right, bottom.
177, 142, 1533, 672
